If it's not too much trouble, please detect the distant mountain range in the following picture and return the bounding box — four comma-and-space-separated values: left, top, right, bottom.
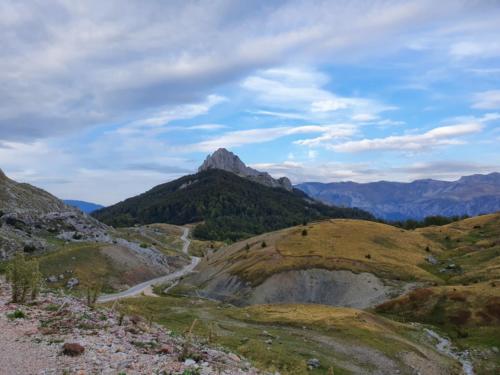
297, 172, 500, 221
93, 150, 373, 241
64, 200, 104, 213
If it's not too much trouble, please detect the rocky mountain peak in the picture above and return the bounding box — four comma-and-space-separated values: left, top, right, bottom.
198, 149, 292, 191
198, 148, 252, 175
0, 168, 7, 181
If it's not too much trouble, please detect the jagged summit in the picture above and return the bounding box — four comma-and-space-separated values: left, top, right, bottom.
0, 168, 7, 180
198, 148, 292, 191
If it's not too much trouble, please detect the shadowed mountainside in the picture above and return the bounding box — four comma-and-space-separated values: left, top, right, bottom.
93, 169, 373, 241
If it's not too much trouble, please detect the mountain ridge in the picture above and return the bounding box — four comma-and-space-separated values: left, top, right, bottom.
297, 172, 500, 220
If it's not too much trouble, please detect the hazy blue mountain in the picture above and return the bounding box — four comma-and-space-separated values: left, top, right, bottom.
296, 172, 500, 221
64, 200, 104, 213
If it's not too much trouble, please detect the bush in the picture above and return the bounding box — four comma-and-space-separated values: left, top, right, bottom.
301, 229, 308, 236
23, 244, 37, 253
6, 253, 42, 303
140, 243, 148, 248
261, 241, 267, 248
7, 309, 25, 320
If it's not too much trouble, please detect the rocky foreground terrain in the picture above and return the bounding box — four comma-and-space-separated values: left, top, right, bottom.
0, 280, 259, 375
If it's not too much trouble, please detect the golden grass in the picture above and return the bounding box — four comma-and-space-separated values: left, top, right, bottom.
237, 304, 406, 334
418, 213, 500, 242
209, 219, 442, 284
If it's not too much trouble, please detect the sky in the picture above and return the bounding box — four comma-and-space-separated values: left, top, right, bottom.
1, 0, 500, 205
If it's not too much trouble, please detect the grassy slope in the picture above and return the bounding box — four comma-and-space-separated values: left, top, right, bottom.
374, 214, 500, 374
190, 219, 443, 287
30, 224, 191, 292
115, 296, 459, 375
115, 223, 187, 257
37, 242, 121, 293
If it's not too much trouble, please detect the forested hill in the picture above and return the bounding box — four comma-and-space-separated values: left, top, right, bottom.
92, 169, 373, 241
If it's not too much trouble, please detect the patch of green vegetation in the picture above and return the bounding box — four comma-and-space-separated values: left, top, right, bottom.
7, 309, 26, 320
36, 242, 120, 293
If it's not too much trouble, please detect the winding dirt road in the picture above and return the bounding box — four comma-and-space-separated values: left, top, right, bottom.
98, 227, 199, 303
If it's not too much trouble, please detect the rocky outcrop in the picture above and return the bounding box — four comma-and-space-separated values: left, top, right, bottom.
0, 169, 109, 259
198, 148, 292, 191
297, 172, 500, 220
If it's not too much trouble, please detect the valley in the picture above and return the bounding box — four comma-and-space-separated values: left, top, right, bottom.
1, 158, 499, 374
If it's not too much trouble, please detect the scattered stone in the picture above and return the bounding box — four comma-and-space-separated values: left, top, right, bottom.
158, 344, 174, 354
46, 275, 58, 283
0, 282, 260, 374
426, 255, 438, 265
307, 358, 320, 368
184, 358, 197, 366
66, 278, 79, 289
62, 343, 85, 356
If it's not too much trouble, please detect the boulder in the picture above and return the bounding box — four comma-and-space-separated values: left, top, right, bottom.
62, 342, 85, 356
66, 278, 79, 288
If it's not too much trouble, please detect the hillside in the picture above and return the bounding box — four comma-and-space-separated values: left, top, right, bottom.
174, 219, 443, 307
0, 169, 108, 259
176, 214, 500, 307
297, 172, 500, 220
93, 169, 373, 241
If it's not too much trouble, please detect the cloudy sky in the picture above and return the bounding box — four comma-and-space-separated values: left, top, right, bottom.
1, 0, 500, 205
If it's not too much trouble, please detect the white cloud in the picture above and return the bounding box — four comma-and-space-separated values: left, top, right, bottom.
119, 95, 226, 135
450, 41, 500, 59
352, 113, 379, 122
472, 90, 500, 109
333, 122, 484, 152
251, 160, 499, 184
185, 124, 356, 152
242, 67, 393, 124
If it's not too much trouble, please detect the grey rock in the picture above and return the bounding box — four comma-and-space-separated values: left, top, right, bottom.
198, 148, 292, 191
47, 275, 58, 283
66, 278, 80, 289
307, 358, 320, 368
426, 255, 438, 265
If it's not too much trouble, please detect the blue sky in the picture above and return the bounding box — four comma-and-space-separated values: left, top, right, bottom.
0, 0, 499, 205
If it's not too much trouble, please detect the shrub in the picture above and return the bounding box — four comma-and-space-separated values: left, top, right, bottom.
301, 229, 308, 236
23, 244, 37, 253
365, 254, 371, 259
7, 309, 25, 320
261, 241, 267, 248
83, 280, 102, 308
5, 253, 42, 303
449, 310, 471, 326
140, 243, 148, 248
408, 288, 434, 302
